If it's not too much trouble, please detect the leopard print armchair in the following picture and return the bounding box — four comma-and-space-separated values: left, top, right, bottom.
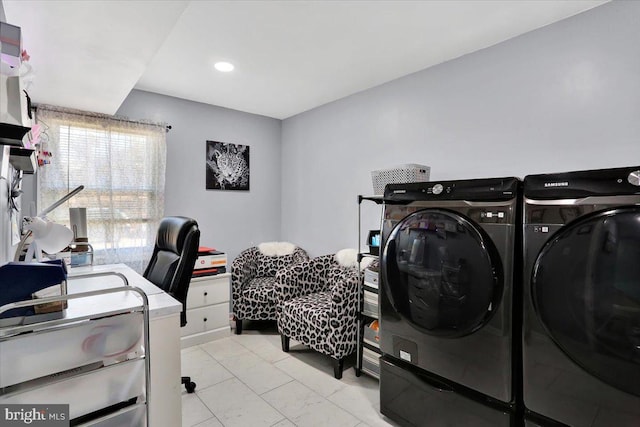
231, 244, 308, 334
275, 254, 360, 379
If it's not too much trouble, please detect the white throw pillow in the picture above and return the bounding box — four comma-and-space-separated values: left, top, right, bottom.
335, 248, 375, 270
258, 241, 296, 256
335, 248, 358, 268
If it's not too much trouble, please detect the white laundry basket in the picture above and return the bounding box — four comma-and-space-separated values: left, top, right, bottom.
371, 164, 431, 195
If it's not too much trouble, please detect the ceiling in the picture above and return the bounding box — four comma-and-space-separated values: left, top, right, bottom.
3, 0, 609, 120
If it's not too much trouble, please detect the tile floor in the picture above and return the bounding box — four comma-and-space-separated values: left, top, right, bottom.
180, 325, 399, 427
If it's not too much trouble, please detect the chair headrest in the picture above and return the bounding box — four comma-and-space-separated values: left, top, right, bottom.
258, 241, 296, 256
156, 216, 198, 254
335, 248, 374, 270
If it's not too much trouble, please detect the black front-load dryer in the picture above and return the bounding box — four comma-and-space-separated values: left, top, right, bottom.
379, 177, 521, 427
523, 166, 640, 427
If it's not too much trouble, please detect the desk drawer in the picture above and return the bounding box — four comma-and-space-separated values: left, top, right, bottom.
3, 359, 145, 421
80, 403, 146, 426
187, 275, 229, 309
181, 304, 229, 337
0, 312, 143, 388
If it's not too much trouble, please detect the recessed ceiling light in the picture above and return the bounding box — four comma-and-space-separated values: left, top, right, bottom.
214, 61, 234, 72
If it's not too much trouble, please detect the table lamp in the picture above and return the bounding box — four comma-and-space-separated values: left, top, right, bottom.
14, 185, 84, 262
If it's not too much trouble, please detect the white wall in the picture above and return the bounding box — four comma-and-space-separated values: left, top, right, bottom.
280, 0, 640, 257
0, 147, 11, 263
1, 5, 11, 262
117, 90, 282, 262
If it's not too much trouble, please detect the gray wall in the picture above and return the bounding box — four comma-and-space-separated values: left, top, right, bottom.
117, 90, 282, 262
281, 0, 640, 256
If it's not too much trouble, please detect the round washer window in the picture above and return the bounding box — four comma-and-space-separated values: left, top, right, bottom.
532, 207, 640, 397
381, 209, 503, 338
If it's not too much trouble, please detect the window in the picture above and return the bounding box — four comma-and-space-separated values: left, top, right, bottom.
36, 105, 166, 273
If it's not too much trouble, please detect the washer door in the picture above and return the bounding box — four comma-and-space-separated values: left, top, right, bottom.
381, 209, 503, 338
532, 207, 640, 397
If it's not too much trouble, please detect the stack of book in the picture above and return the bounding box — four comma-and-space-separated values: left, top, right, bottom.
192, 246, 227, 277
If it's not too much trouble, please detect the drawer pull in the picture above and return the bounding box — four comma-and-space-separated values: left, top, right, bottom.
204, 292, 208, 296
203, 318, 207, 322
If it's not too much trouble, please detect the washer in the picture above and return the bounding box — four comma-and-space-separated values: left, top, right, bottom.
379, 177, 521, 426
523, 166, 640, 426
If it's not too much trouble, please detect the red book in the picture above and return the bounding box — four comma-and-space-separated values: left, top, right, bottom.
198, 246, 217, 253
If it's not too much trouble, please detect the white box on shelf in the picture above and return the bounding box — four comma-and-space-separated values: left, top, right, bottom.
364, 268, 378, 288
371, 164, 430, 195
362, 346, 381, 378
363, 290, 378, 318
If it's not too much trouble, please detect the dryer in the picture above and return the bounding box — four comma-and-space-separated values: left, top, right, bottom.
523, 166, 640, 426
379, 177, 521, 426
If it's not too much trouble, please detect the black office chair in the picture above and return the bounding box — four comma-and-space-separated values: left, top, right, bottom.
144, 216, 200, 393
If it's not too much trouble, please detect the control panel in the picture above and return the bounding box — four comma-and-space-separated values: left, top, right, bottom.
425, 183, 453, 195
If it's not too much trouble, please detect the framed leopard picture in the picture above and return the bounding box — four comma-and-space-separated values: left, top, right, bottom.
206, 140, 250, 191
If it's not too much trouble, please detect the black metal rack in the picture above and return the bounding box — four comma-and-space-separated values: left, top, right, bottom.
355, 195, 383, 378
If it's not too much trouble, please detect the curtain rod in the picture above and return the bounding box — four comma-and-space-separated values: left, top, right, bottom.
32, 104, 172, 132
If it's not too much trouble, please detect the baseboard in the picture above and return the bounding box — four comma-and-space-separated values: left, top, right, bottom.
180, 327, 230, 348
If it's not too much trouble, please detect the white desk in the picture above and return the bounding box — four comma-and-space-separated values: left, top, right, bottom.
0, 264, 182, 427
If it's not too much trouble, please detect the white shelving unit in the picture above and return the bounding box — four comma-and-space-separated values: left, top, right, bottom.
181, 273, 231, 348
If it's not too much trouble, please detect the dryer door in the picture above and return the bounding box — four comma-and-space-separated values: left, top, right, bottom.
532, 206, 640, 397
381, 208, 503, 338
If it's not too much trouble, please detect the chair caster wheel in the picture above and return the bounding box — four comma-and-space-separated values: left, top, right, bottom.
185, 381, 196, 393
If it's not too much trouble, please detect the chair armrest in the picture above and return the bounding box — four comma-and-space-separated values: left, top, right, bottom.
327, 267, 360, 348
329, 267, 360, 315
231, 247, 259, 302
275, 255, 335, 304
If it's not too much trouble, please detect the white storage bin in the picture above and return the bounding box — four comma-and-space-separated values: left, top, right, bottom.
363, 321, 379, 348
364, 268, 378, 288
363, 290, 378, 318
371, 164, 430, 195
362, 347, 381, 378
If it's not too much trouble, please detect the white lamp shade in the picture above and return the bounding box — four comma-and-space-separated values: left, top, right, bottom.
28, 217, 74, 254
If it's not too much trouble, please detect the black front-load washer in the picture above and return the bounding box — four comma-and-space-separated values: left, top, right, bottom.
523, 166, 640, 427
379, 177, 522, 427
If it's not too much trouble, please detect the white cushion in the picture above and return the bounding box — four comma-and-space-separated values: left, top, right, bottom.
335, 248, 358, 268
258, 241, 296, 256
335, 248, 375, 270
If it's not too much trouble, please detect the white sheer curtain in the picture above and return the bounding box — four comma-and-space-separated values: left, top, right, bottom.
36, 105, 167, 273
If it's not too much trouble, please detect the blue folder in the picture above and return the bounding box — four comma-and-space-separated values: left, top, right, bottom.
0, 260, 67, 319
